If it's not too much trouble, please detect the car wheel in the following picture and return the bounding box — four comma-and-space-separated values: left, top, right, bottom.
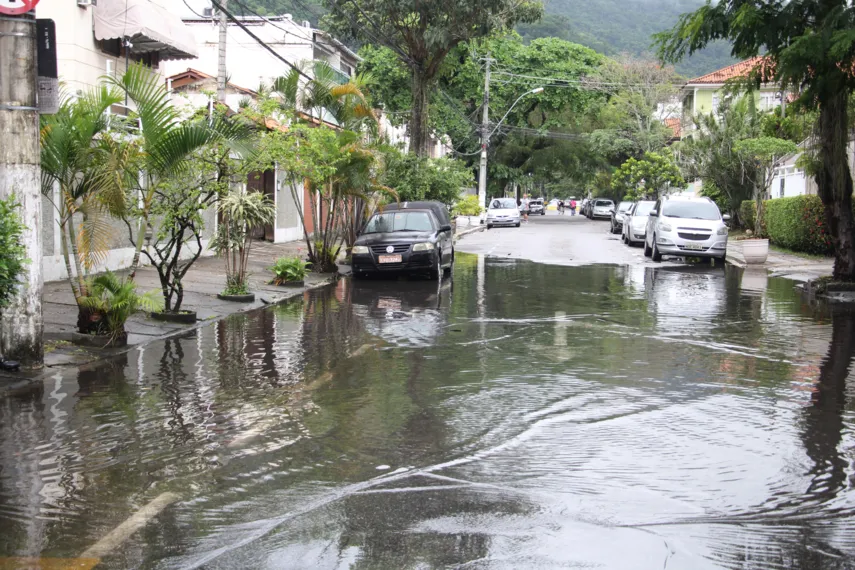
643, 239, 652, 257
443, 250, 454, 277
487, 224, 493, 230
515, 222, 521, 227
541, 211, 545, 216
430, 255, 442, 281
651, 238, 663, 262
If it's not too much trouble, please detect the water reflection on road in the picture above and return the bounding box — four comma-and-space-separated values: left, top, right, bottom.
1, 255, 854, 569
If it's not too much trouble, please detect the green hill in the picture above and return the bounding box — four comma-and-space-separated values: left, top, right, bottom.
240, 0, 735, 78
520, 0, 736, 78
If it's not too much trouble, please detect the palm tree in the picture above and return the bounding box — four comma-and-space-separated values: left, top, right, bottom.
40, 86, 139, 331
110, 64, 254, 279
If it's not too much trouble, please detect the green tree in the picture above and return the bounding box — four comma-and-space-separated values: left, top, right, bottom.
656, 0, 855, 280
611, 151, 684, 200
0, 197, 27, 309
735, 136, 797, 236
677, 95, 761, 226
380, 150, 473, 205
323, 0, 542, 156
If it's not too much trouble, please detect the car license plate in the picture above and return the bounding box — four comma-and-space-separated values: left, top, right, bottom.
684, 244, 705, 251
378, 254, 402, 263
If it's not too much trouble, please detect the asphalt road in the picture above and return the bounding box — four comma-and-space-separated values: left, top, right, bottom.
458, 211, 656, 266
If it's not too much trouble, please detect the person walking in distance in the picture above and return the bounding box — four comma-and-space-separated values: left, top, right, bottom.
569, 199, 577, 216
520, 197, 529, 223
558, 199, 565, 215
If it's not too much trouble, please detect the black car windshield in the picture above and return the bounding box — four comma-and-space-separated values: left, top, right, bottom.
491, 198, 517, 209
595, 200, 613, 207
633, 202, 655, 216
364, 212, 435, 233
662, 200, 721, 220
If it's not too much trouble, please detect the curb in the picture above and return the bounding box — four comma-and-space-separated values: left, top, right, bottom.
0, 272, 344, 398
455, 224, 486, 240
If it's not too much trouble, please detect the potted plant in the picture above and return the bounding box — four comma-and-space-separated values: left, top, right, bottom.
452, 195, 484, 227
211, 190, 276, 302
74, 272, 162, 348
270, 256, 311, 287
734, 137, 797, 264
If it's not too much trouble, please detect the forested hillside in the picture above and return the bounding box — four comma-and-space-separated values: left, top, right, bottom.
240, 0, 735, 77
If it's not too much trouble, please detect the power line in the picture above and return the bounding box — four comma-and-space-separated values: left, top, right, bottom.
208, 0, 313, 82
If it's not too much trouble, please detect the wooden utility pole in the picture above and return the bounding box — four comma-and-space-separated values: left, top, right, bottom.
217, 0, 228, 103
0, 7, 44, 367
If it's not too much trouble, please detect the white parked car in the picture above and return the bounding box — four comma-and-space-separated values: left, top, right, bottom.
623, 200, 655, 246
644, 196, 731, 262
486, 197, 521, 229
590, 199, 615, 219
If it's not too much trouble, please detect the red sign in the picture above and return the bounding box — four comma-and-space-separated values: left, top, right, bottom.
0, 0, 40, 16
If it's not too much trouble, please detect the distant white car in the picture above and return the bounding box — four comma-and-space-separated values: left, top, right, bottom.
623, 200, 656, 246
486, 198, 521, 229
644, 196, 731, 262
590, 199, 615, 219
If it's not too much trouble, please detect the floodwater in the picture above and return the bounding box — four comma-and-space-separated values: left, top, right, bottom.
1, 256, 854, 569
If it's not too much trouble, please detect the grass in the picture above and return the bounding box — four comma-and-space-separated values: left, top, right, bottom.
768, 244, 831, 261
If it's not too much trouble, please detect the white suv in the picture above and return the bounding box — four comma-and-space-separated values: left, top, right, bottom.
644, 197, 730, 262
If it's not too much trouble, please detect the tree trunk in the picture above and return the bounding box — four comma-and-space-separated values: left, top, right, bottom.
409, 68, 431, 157
816, 91, 855, 281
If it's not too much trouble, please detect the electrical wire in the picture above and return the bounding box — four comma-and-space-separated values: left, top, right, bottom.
208, 0, 314, 82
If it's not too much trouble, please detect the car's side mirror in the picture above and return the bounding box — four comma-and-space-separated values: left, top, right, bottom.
722, 214, 731, 222
649, 210, 658, 217
441, 224, 452, 232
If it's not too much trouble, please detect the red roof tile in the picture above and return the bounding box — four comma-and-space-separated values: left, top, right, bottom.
664, 117, 681, 139
687, 56, 775, 85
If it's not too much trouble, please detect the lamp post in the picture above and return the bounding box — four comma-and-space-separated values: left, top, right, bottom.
477, 87, 544, 221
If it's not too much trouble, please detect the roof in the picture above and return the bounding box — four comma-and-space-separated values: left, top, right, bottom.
664, 117, 681, 139
167, 68, 257, 96
686, 56, 775, 86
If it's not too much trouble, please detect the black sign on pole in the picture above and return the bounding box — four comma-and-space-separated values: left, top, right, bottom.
36, 18, 58, 114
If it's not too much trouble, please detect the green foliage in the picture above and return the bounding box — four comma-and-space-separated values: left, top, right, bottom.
270, 257, 311, 284
760, 106, 817, 143
735, 136, 798, 235
212, 191, 276, 293
78, 272, 162, 338
451, 195, 484, 217
0, 197, 27, 309
381, 150, 474, 205
611, 151, 684, 200
699, 180, 728, 213
764, 196, 838, 255
740, 200, 756, 233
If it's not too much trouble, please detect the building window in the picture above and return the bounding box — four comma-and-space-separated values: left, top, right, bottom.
779, 176, 785, 198
760, 92, 782, 110
711, 93, 720, 114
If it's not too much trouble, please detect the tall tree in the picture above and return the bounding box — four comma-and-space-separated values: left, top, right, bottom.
656, 0, 855, 281
323, 0, 542, 156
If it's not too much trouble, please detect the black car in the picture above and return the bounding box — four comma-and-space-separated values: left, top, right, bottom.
351, 201, 454, 280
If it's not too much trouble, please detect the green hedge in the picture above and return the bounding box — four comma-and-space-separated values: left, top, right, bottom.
740, 201, 756, 232
764, 195, 835, 255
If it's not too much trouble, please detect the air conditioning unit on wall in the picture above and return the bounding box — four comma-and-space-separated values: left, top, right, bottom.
77, 0, 97, 7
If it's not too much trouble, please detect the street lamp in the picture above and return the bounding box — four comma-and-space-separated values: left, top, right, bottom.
478, 87, 544, 219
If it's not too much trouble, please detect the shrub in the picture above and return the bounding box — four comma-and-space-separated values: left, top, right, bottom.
452, 195, 483, 217
740, 200, 756, 232
0, 196, 27, 309
764, 195, 835, 255
270, 256, 310, 284
78, 272, 162, 338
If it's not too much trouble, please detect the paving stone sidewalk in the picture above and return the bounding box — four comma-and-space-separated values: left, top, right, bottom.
726, 237, 834, 282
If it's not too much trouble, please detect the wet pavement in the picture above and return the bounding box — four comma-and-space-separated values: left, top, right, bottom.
2, 248, 855, 568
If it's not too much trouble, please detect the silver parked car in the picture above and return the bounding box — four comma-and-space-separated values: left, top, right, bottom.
644, 196, 731, 262
622, 200, 655, 246
610, 201, 634, 234
486, 197, 521, 229
590, 199, 615, 220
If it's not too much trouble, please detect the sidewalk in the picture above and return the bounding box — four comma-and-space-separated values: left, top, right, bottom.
0, 240, 343, 389
726, 238, 834, 282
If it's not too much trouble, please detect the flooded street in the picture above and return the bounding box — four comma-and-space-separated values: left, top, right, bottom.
2, 252, 855, 568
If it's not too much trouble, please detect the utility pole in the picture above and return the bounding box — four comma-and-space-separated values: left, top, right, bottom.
477, 55, 492, 221
0, 8, 44, 367
217, 0, 228, 103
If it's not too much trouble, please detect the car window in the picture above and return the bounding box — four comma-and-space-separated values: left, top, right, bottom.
661, 200, 721, 220
633, 202, 655, 216
595, 200, 613, 207
364, 212, 435, 233
618, 202, 632, 212
491, 198, 517, 209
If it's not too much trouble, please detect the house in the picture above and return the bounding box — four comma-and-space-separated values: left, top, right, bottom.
681, 57, 784, 137
34, 0, 201, 282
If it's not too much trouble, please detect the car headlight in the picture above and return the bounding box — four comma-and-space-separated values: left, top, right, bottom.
352, 245, 369, 254
717, 226, 728, 236
659, 222, 673, 232
412, 242, 435, 252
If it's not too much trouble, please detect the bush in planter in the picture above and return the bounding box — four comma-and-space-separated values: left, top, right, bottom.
764, 195, 835, 255
270, 257, 311, 285
78, 272, 162, 340
452, 195, 483, 217
740, 200, 756, 232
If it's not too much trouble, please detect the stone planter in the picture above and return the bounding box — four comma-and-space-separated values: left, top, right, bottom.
741, 239, 769, 264
151, 311, 197, 324
71, 331, 128, 349
217, 293, 256, 303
